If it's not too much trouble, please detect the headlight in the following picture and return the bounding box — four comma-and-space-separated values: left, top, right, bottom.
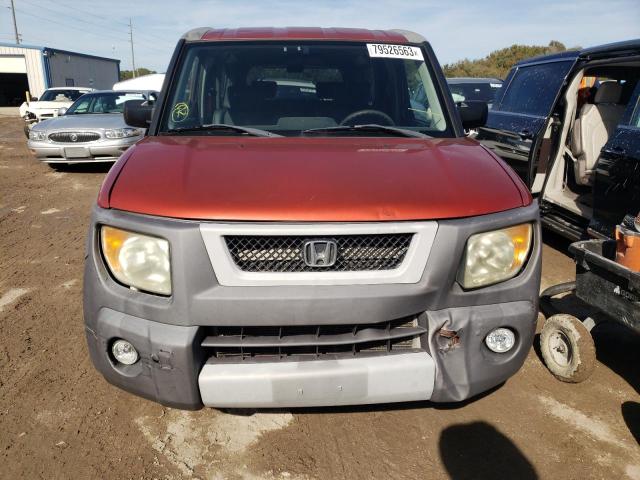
100, 226, 171, 295
104, 127, 143, 139
458, 223, 532, 289
29, 130, 46, 141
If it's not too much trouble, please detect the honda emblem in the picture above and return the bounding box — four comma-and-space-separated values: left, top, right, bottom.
303, 240, 338, 267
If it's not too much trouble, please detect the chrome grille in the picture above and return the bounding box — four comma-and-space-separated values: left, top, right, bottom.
225, 234, 412, 272
48, 131, 100, 143
202, 317, 424, 360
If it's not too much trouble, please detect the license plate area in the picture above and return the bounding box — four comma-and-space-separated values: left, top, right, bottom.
64, 147, 90, 158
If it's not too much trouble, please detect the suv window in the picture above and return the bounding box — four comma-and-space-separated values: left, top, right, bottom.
497, 60, 574, 116
159, 42, 452, 137
39, 89, 86, 102
66, 92, 146, 114
628, 85, 640, 128
448, 82, 502, 104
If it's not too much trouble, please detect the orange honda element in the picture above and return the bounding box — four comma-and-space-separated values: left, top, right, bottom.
84, 27, 541, 409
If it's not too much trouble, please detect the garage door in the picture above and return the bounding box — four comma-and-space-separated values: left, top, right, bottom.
0, 55, 27, 74
0, 56, 29, 106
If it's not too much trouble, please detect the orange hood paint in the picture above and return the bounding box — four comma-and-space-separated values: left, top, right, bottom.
101, 135, 530, 222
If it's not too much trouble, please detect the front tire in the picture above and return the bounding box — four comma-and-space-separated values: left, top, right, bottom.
540, 314, 596, 383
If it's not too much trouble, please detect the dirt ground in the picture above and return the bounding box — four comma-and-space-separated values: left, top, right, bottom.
0, 116, 638, 480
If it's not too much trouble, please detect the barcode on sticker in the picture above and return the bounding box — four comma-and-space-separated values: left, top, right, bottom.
367, 44, 424, 61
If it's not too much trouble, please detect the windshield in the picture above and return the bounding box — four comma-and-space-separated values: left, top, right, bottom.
448, 81, 503, 104
159, 42, 452, 136
66, 92, 146, 114
39, 89, 86, 102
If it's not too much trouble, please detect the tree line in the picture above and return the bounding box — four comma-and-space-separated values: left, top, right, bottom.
442, 41, 577, 79
120, 68, 157, 81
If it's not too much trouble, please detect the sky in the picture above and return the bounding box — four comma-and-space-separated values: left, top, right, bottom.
1, 0, 639, 73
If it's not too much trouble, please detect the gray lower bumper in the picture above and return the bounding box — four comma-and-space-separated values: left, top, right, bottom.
198, 352, 435, 408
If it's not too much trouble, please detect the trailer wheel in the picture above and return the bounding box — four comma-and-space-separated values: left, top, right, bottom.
540, 314, 596, 383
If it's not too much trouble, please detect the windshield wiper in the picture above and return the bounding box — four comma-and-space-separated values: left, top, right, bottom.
302, 124, 431, 138
164, 124, 279, 137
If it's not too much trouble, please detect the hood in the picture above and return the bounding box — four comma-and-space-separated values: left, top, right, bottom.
33, 114, 126, 131
104, 136, 530, 222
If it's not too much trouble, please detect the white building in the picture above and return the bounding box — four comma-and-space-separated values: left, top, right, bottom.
0, 43, 120, 107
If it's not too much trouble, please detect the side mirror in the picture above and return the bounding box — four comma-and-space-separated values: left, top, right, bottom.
30, 97, 38, 102
457, 100, 488, 130
124, 99, 153, 128
57, 107, 68, 116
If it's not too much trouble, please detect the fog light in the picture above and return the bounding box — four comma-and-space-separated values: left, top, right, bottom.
485, 328, 516, 353
111, 339, 139, 365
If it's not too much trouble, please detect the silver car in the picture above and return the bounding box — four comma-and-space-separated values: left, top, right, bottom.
27, 90, 153, 165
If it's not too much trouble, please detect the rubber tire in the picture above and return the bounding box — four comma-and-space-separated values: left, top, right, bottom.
540, 314, 596, 383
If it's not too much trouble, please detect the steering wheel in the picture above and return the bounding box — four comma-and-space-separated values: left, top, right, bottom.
340, 109, 395, 126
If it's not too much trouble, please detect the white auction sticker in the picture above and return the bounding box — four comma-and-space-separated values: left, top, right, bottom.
366, 43, 424, 61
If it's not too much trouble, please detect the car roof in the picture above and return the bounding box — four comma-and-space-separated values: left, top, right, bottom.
515, 39, 640, 67
47, 87, 92, 91
515, 50, 580, 66
447, 77, 503, 84
182, 27, 426, 44
580, 38, 640, 57
83, 90, 153, 94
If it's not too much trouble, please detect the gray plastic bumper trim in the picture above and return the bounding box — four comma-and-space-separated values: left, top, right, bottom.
198, 351, 435, 408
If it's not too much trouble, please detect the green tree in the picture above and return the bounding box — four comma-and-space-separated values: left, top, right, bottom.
442, 41, 578, 79
120, 68, 157, 81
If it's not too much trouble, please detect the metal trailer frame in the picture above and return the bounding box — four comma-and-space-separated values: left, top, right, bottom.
539, 239, 640, 382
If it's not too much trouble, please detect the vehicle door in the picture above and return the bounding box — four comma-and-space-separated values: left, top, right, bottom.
589, 80, 640, 238
476, 56, 578, 190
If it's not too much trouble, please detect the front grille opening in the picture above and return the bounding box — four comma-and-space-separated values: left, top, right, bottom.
202, 317, 425, 360
225, 234, 413, 273
48, 131, 100, 143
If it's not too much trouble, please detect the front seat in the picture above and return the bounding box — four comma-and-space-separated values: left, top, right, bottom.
571, 81, 626, 185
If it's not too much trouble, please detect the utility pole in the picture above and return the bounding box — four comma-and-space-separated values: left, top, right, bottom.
10, 0, 20, 44
129, 18, 137, 78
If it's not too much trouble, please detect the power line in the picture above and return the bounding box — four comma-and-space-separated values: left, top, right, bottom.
45, 0, 130, 28
26, 0, 175, 47
14, 7, 168, 55
17, 0, 171, 52
15, 8, 128, 44
8, 1, 171, 69
19, 0, 130, 37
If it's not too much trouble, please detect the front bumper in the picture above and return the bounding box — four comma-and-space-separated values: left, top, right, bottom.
199, 352, 435, 408
28, 137, 140, 163
84, 203, 541, 409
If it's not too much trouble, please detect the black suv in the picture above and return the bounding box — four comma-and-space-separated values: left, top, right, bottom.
477, 40, 640, 240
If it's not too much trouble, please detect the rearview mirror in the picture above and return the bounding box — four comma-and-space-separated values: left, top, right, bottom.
457, 100, 488, 130
124, 100, 153, 128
